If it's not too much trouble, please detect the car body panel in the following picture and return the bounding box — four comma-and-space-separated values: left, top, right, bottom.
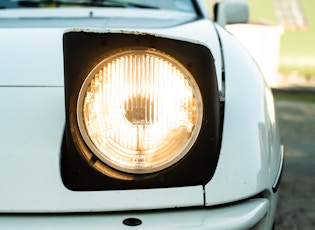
0, 9, 222, 212
0, 86, 203, 212
0, 9, 222, 90
205, 26, 282, 205
0, 198, 269, 229
0, 1, 282, 229
0, 28, 64, 86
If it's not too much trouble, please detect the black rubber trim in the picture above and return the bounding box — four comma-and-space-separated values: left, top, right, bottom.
272, 145, 284, 193
61, 31, 221, 191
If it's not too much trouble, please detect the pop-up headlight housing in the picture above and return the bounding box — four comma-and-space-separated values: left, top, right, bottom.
62, 31, 220, 191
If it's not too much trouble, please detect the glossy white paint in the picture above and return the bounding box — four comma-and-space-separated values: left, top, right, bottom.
204, 26, 281, 230
0, 28, 64, 86
0, 9, 222, 212
205, 26, 282, 205
0, 7, 196, 19
0, 2, 281, 228
0, 198, 269, 229
0, 86, 204, 212
0, 9, 222, 90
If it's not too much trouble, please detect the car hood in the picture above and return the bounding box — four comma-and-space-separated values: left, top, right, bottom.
0, 7, 281, 214
0, 8, 224, 213
0, 8, 196, 28
0, 8, 222, 90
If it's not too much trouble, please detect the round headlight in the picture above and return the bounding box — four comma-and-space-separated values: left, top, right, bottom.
77, 48, 203, 174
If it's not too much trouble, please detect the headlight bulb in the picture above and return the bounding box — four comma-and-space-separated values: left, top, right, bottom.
77, 48, 203, 174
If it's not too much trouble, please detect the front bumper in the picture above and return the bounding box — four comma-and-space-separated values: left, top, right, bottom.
0, 198, 269, 229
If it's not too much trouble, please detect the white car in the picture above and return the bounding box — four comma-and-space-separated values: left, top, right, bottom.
0, 0, 283, 229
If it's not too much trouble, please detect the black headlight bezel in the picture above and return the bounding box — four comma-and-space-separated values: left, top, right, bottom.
61, 31, 221, 191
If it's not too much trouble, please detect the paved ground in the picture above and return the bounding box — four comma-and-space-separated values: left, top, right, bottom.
273, 88, 315, 229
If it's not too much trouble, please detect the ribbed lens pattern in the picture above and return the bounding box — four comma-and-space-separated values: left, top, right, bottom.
78, 49, 202, 173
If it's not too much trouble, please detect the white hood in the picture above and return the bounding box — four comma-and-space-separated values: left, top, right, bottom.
0, 8, 222, 89
0, 8, 222, 213
0, 7, 282, 214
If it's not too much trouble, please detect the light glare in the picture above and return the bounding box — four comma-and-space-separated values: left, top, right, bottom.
77, 49, 203, 173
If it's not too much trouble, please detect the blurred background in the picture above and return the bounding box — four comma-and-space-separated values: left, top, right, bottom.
244, 0, 315, 87
207, 0, 315, 87
208, 1, 315, 229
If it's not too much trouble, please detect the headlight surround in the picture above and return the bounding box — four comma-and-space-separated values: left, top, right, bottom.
62, 31, 221, 191
77, 48, 203, 174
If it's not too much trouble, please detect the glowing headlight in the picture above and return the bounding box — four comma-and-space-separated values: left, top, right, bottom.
77, 48, 203, 174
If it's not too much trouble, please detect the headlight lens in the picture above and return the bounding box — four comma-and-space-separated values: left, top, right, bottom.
77, 48, 203, 174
